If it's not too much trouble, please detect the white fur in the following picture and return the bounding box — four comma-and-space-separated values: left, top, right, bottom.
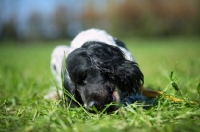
45, 45, 71, 100
70, 28, 116, 49
50, 45, 71, 86
70, 28, 134, 61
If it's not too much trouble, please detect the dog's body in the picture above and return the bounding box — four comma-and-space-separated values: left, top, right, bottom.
50, 29, 144, 112
48, 29, 191, 111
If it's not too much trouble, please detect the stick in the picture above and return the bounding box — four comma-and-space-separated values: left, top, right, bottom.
138, 87, 194, 103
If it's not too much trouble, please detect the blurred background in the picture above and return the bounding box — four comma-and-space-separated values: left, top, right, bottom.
0, 0, 200, 41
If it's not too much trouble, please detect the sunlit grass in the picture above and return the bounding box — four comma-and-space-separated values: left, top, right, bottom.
0, 38, 200, 132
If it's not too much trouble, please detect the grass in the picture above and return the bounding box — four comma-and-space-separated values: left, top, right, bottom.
0, 37, 200, 132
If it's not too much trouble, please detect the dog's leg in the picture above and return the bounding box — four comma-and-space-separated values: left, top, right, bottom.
44, 45, 72, 100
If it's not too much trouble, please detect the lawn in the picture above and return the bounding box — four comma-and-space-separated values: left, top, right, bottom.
0, 37, 200, 132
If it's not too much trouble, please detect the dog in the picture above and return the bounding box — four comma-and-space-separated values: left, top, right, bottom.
49, 29, 162, 112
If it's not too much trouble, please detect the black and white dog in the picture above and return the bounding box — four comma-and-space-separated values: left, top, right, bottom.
49, 29, 144, 112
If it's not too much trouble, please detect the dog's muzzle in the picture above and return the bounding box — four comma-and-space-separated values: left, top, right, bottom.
83, 87, 120, 112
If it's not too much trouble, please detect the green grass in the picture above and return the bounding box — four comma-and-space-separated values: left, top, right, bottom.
0, 38, 200, 132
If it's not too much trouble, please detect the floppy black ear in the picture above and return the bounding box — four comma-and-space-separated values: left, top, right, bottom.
98, 58, 144, 96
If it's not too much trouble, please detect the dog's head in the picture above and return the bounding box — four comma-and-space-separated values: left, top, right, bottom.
66, 42, 143, 112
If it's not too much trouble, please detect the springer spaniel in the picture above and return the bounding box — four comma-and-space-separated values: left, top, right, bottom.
48, 29, 156, 112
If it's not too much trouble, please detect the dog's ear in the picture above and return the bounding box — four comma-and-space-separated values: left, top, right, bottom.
98, 59, 144, 96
